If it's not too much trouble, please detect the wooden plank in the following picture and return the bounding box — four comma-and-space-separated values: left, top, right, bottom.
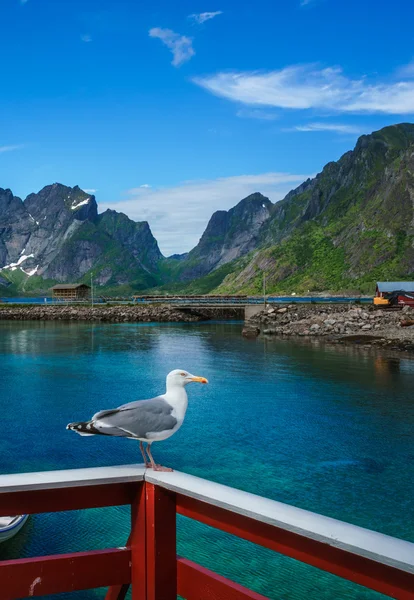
0, 482, 138, 515
0, 548, 131, 599
0, 464, 145, 494
146, 470, 414, 574
177, 557, 270, 600
105, 534, 132, 600
145, 483, 177, 600
177, 495, 414, 600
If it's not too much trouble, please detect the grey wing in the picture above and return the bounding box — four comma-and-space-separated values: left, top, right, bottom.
92, 397, 177, 439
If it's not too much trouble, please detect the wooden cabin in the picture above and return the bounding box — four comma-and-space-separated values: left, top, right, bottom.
375, 281, 414, 307
51, 283, 90, 301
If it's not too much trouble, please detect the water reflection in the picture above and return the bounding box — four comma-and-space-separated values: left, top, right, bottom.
0, 321, 413, 600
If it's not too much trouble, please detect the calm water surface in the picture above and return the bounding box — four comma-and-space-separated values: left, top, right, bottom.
0, 321, 413, 600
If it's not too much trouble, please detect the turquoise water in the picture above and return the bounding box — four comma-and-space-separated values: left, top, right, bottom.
0, 321, 413, 599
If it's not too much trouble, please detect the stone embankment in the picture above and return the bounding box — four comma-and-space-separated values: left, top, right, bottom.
0, 304, 204, 323
248, 304, 414, 352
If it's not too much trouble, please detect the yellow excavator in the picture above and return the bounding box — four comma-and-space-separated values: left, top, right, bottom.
373, 297, 390, 306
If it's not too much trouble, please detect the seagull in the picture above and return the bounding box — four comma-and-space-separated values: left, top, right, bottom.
66, 369, 208, 472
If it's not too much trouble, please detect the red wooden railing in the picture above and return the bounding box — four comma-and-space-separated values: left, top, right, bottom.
0, 465, 413, 599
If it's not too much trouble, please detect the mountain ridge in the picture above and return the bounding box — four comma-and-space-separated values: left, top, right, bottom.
214, 122, 414, 294
1, 122, 414, 295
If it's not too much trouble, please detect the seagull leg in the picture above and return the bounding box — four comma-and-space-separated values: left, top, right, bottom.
146, 443, 173, 472
140, 441, 151, 468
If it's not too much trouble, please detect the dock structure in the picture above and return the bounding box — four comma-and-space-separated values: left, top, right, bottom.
132, 294, 372, 306
0, 465, 413, 599
51, 283, 91, 301
133, 294, 250, 306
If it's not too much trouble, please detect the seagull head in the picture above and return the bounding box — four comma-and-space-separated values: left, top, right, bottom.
166, 369, 208, 388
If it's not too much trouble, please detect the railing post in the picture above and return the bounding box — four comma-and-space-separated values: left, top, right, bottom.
145, 482, 177, 600
131, 481, 147, 600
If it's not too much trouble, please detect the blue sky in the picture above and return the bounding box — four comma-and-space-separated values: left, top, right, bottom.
1, 0, 413, 254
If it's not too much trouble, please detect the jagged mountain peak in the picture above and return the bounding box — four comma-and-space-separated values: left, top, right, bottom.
170, 191, 273, 281
98, 208, 163, 266
24, 183, 98, 223
233, 191, 272, 207
0, 184, 161, 291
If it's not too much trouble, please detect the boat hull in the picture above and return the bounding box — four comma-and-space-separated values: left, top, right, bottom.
0, 515, 29, 543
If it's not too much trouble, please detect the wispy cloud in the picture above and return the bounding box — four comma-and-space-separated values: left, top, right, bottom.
189, 11, 223, 24
193, 64, 414, 115
149, 27, 195, 67
99, 172, 309, 255
83, 188, 98, 194
291, 122, 364, 134
395, 60, 414, 79
81, 34, 92, 43
236, 108, 279, 121
127, 184, 152, 193
300, 0, 326, 6
0, 144, 24, 153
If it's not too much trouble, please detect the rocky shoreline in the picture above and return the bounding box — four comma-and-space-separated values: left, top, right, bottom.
0, 304, 203, 323
0, 303, 244, 323
246, 303, 414, 353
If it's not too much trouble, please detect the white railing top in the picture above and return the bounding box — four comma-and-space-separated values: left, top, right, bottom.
0, 464, 145, 493
147, 469, 414, 575
1, 464, 413, 575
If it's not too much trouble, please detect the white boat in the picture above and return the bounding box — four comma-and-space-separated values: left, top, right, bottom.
0, 515, 29, 543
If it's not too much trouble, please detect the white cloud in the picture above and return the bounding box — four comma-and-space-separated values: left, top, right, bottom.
189, 11, 223, 24
395, 60, 414, 79
83, 188, 98, 194
139, 184, 151, 188
99, 172, 310, 255
193, 64, 414, 114
0, 144, 24, 153
236, 108, 279, 121
81, 34, 92, 43
149, 27, 195, 67
291, 122, 364, 134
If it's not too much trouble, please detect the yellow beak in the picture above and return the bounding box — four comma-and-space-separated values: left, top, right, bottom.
190, 375, 208, 384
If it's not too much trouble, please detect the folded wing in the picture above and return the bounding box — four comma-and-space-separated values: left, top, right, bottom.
92, 397, 177, 439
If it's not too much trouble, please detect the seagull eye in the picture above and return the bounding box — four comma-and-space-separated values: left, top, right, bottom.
180, 372, 186, 376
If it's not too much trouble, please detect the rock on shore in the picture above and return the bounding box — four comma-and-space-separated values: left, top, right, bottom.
0, 304, 203, 323
249, 304, 414, 352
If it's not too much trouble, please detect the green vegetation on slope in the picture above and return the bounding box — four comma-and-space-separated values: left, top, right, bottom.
156, 123, 414, 296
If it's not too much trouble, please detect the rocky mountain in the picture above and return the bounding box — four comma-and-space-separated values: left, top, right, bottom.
167, 192, 272, 281
2, 123, 414, 296
213, 123, 414, 294
0, 183, 162, 293
0, 184, 97, 280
